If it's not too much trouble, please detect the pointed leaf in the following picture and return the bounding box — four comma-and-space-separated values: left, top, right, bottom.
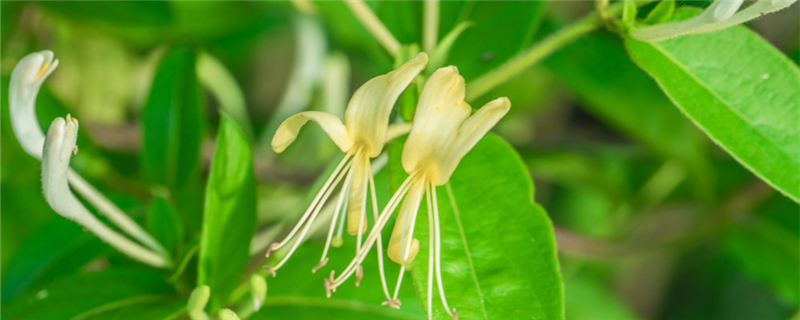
198, 115, 257, 310
625, 8, 800, 202
388, 134, 563, 319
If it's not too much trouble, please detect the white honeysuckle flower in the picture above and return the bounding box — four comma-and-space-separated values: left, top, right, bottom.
325, 66, 510, 320
264, 53, 428, 299
631, 0, 797, 41
41, 115, 167, 268
9, 51, 166, 255
9, 50, 59, 160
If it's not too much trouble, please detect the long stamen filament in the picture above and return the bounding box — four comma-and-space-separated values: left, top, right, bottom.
267, 159, 354, 273
368, 167, 392, 301
432, 183, 454, 317
329, 174, 417, 289
316, 155, 358, 272
426, 183, 435, 319
267, 152, 353, 255
392, 178, 425, 301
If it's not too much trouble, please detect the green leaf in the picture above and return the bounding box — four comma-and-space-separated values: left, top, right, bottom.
147, 196, 184, 258
79, 299, 184, 320
722, 194, 800, 306
441, 1, 546, 81
543, 30, 712, 198
1, 218, 106, 303
198, 115, 257, 311
427, 21, 473, 73
2, 268, 176, 320
625, 8, 800, 202
140, 46, 204, 192
621, 0, 637, 31
388, 134, 563, 319
643, 0, 675, 25
38, 1, 172, 27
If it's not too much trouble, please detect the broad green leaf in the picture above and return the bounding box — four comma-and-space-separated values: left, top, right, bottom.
2, 268, 176, 320
198, 115, 257, 311
625, 8, 800, 202
146, 196, 184, 258
722, 194, 800, 306
39, 1, 172, 27
441, 1, 546, 81
1, 218, 106, 303
543, 29, 712, 198
140, 46, 204, 192
388, 134, 563, 320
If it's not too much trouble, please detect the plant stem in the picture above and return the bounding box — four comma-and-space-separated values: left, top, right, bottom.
423, 0, 439, 53
465, 0, 654, 102
345, 0, 400, 55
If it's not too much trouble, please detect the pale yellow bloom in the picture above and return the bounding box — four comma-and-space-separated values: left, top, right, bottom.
264, 53, 428, 291
326, 66, 510, 320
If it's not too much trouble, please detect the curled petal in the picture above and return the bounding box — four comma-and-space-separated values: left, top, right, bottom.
272, 111, 353, 153
42, 116, 81, 221
9, 50, 59, 159
344, 52, 428, 157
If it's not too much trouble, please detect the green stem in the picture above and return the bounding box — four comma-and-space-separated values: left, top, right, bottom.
465, 0, 654, 102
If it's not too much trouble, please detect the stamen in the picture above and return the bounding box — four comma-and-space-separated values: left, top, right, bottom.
426, 183, 435, 319
329, 174, 417, 290
355, 265, 363, 287
391, 178, 425, 303
266, 153, 353, 257
431, 182, 453, 316
265, 159, 353, 274
368, 169, 392, 300
312, 257, 328, 273
317, 153, 359, 269
262, 266, 276, 278
36, 61, 50, 79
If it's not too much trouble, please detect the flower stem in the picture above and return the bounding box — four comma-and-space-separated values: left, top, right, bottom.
465, 0, 655, 102
345, 0, 400, 55
423, 0, 439, 53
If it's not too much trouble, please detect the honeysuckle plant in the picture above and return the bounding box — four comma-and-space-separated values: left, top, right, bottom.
324, 65, 510, 319
264, 53, 427, 286
2, 1, 798, 320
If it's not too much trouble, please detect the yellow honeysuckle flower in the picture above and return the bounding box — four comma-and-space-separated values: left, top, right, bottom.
264, 53, 428, 286
325, 66, 510, 320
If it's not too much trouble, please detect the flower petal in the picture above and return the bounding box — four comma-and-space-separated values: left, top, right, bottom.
402, 66, 471, 179
344, 52, 428, 157
9, 50, 59, 160
271, 111, 353, 153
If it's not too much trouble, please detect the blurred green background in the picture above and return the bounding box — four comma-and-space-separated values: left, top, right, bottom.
1, 1, 798, 319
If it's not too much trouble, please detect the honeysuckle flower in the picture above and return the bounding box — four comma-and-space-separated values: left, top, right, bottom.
325, 66, 510, 320
631, 0, 797, 41
264, 53, 428, 290
10, 51, 165, 255
9, 50, 59, 160
41, 115, 167, 268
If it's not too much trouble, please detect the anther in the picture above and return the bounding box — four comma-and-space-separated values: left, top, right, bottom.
312, 258, 328, 273
265, 242, 279, 258
355, 266, 363, 287
262, 266, 276, 278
